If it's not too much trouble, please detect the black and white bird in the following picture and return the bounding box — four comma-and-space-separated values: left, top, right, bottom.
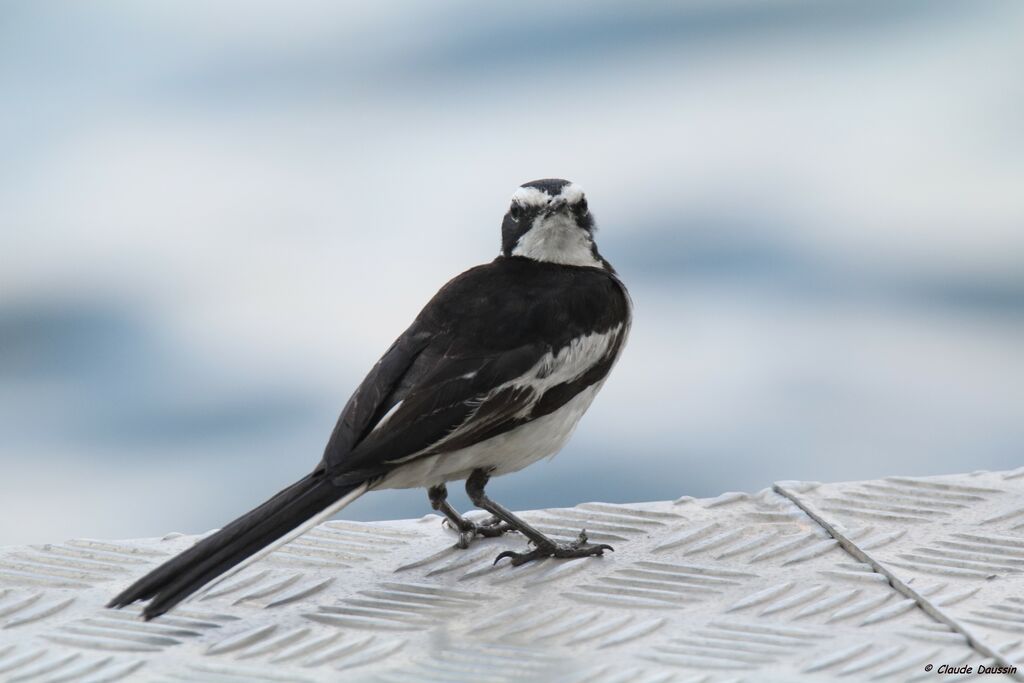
109, 178, 632, 620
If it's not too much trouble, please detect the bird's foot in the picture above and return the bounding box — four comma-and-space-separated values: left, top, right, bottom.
493, 530, 613, 566
444, 515, 514, 549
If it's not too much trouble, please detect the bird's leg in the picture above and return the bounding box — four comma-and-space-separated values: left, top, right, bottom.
465, 469, 613, 566
427, 484, 512, 549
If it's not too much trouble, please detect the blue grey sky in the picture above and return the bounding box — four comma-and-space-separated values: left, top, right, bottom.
1, 0, 1022, 545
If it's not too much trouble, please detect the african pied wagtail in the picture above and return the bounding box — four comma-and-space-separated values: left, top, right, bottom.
109, 179, 632, 619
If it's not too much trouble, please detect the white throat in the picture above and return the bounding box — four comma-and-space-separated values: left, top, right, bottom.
511, 213, 602, 268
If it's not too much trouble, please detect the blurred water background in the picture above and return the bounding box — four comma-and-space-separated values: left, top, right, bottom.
2, 1, 1022, 545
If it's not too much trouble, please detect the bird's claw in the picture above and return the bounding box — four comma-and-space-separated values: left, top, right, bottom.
493, 530, 613, 566
443, 515, 514, 549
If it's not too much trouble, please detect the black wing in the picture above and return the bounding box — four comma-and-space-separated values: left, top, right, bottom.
321, 334, 546, 484
319, 257, 630, 485
319, 326, 432, 463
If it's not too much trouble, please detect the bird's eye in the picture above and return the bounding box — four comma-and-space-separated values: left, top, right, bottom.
576, 198, 589, 215
509, 204, 521, 222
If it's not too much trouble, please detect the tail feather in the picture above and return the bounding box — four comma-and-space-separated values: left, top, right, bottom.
108, 472, 366, 620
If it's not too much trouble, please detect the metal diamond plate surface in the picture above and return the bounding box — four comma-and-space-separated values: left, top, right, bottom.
1, 472, 1022, 682
778, 469, 1024, 679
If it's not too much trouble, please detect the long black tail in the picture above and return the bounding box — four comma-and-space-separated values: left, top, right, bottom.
108, 472, 366, 620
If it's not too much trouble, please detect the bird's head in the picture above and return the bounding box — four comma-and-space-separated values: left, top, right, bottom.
501, 179, 603, 269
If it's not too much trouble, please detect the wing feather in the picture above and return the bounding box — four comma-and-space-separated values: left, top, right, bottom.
320, 328, 431, 469
329, 342, 545, 481
319, 257, 631, 485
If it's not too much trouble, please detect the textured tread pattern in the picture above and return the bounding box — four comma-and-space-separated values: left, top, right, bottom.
1, 479, 1019, 681
778, 470, 1024, 678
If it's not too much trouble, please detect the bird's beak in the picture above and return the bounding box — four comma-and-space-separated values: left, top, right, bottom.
544, 198, 568, 216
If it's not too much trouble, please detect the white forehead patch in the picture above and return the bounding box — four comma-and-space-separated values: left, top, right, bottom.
511, 182, 587, 208
558, 182, 585, 205
510, 186, 550, 207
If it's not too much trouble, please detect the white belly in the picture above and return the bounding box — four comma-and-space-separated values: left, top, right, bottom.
375, 382, 603, 490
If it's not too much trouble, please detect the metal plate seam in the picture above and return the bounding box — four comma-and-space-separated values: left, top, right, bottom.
774, 480, 1024, 682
